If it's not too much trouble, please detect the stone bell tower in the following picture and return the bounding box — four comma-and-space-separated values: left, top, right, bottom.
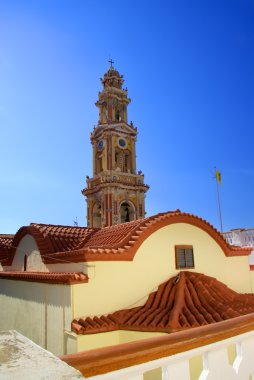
82, 62, 149, 228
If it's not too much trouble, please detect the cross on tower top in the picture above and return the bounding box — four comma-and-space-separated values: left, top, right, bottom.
108, 58, 114, 67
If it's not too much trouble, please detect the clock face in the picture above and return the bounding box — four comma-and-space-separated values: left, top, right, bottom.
118, 138, 126, 148
97, 140, 104, 150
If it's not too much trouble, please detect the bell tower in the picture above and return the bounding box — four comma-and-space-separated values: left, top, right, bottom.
82, 62, 149, 227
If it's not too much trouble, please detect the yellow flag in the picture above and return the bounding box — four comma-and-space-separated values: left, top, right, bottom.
215, 170, 221, 185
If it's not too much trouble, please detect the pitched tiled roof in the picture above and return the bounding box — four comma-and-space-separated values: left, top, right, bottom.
0, 234, 14, 262
0, 271, 88, 284
72, 271, 254, 334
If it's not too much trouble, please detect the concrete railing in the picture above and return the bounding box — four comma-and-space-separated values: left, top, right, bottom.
223, 229, 254, 248
61, 313, 254, 380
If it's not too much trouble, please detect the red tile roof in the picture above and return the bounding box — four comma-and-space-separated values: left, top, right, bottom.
0, 271, 88, 284
42, 211, 251, 263
3, 223, 97, 265
0, 234, 14, 262
29, 223, 96, 252
82, 218, 149, 249
72, 271, 254, 335
1, 211, 251, 266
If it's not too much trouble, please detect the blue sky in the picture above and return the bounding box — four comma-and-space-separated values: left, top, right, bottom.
0, 0, 254, 233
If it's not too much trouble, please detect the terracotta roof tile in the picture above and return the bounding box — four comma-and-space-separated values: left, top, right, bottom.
2, 210, 251, 266
30, 223, 96, 252
0, 235, 14, 261
72, 271, 254, 334
81, 219, 149, 249
0, 271, 88, 284
2, 224, 97, 265
43, 210, 251, 263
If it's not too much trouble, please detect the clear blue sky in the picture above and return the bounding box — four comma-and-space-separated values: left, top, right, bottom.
1, 0, 254, 233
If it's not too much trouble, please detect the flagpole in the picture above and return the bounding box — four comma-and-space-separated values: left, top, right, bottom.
214, 167, 223, 233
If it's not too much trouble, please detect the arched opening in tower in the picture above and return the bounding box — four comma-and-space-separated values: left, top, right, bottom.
115, 150, 131, 173
120, 201, 135, 223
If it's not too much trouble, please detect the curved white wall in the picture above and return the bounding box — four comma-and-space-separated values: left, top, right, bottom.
11, 235, 48, 272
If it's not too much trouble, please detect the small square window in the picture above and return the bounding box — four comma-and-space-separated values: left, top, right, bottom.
175, 245, 194, 269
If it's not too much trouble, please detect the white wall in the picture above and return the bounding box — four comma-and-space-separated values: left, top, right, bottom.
11, 235, 48, 272
47, 262, 90, 274
0, 279, 72, 356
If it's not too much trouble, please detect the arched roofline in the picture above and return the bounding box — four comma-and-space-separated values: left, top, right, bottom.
43, 212, 251, 263
4, 225, 54, 266
123, 212, 251, 259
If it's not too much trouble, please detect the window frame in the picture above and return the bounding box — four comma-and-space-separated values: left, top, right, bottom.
175, 245, 195, 269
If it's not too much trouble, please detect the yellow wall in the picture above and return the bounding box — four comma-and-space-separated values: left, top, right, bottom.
72, 223, 251, 319
77, 331, 119, 352
118, 330, 166, 344
249, 270, 254, 293
76, 330, 166, 352
0, 279, 72, 356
